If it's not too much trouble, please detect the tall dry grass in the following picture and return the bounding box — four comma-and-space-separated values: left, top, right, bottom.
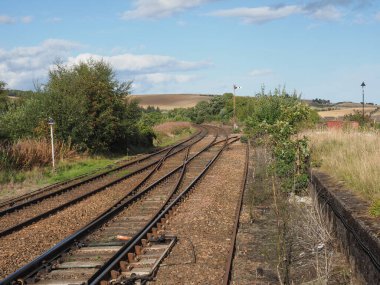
306, 129, 380, 202
0, 138, 75, 171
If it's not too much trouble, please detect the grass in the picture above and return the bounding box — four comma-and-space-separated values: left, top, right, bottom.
0, 155, 131, 201
0, 121, 196, 202
153, 122, 196, 147
41, 157, 121, 184
306, 129, 380, 216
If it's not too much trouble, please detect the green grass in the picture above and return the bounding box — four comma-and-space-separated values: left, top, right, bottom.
370, 200, 380, 217
41, 157, 123, 185
0, 123, 195, 200
0, 155, 131, 201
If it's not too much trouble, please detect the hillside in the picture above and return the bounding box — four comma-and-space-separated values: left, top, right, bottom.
131, 94, 215, 110
318, 107, 377, 119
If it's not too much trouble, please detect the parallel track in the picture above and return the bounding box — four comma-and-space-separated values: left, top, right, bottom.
0, 127, 204, 215
1, 126, 236, 285
0, 128, 209, 238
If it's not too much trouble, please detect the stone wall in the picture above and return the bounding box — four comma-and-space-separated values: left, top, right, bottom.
310, 170, 380, 284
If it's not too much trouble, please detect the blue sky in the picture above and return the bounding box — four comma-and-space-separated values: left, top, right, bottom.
0, 0, 379, 103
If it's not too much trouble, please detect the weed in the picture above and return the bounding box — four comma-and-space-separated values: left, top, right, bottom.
306, 129, 380, 204
369, 199, 380, 217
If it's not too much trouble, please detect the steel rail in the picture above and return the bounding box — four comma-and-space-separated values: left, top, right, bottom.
222, 141, 249, 285
0, 128, 222, 285
0, 128, 208, 238
89, 136, 238, 285
0, 127, 204, 215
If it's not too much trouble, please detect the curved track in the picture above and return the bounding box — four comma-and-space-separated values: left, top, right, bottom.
0, 127, 209, 238
0, 127, 204, 215
1, 124, 238, 284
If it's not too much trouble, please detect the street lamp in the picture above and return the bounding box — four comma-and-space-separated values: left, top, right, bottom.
48, 117, 55, 170
233, 84, 241, 130
361, 81, 366, 121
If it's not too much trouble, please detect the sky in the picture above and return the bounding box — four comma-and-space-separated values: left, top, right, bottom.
0, 0, 379, 103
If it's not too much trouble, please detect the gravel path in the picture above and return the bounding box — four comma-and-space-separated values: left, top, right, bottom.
152, 142, 246, 285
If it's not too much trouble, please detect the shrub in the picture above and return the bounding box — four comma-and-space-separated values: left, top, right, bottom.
0, 139, 75, 171
240, 135, 248, 143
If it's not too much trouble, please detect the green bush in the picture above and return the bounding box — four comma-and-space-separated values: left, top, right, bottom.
240, 135, 248, 144
0, 59, 153, 154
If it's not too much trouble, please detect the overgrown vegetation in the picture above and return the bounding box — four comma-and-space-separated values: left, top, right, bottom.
0, 59, 155, 184
344, 109, 375, 127
153, 122, 195, 147
307, 129, 380, 216
243, 88, 320, 284
245, 88, 316, 193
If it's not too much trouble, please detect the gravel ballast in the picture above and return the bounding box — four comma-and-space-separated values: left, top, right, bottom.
152, 142, 246, 284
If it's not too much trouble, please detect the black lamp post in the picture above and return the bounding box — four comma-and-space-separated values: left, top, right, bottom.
361, 81, 366, 121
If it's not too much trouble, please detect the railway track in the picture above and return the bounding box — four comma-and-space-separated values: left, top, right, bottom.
0, 127, 211, 238
0, 126, 237, 285
222, 143, 249, 285
0, 127, 204, 215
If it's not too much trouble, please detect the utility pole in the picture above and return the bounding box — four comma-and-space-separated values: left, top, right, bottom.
48, 117, 55, 171
361, 81, 366, 121
233, 84, 240, 130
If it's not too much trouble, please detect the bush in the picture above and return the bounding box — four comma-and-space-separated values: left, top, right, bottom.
0, 59, 154, 153
0, 139, 75, 171
240, 135, 248, 144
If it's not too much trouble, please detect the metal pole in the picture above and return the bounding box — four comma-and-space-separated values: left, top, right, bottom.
362, 85, 365, 121
50, 124, 55, 170
233, 86, 236, 129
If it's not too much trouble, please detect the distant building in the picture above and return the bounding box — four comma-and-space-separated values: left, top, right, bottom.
326, 120, 359, 129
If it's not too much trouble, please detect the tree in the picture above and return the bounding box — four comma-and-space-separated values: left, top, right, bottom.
0, 59, 153, 152
0, 81, 8, 115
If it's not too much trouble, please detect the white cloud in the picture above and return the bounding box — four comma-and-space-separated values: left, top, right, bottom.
67, 53, 211, 73
0, 15, 16, 24
21, 16, 33, 23
0, 40, 210, 91
121, 0, 213, 20
136, 73, 196, 84
0, 40, 82, 88
249, 69, 273, 77
0, 14, 33, 24
47, 17, 62, 23
375, 11, 380, 21
209, 2, 354, 23
209, 6, 303, 24
309, 5, 342, 21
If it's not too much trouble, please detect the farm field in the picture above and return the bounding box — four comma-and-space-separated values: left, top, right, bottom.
317, 107, 377, 118
131, 94, 214, 110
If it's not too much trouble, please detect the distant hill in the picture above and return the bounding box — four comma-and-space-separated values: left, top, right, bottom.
131, 94, 216, 110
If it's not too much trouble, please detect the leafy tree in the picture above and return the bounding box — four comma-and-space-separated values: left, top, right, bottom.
0, 59, 154, 152
0, 81, 9, 141
0, 81, 8, 115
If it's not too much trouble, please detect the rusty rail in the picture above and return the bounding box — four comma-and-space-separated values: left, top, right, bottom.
222, 141, 249, 285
